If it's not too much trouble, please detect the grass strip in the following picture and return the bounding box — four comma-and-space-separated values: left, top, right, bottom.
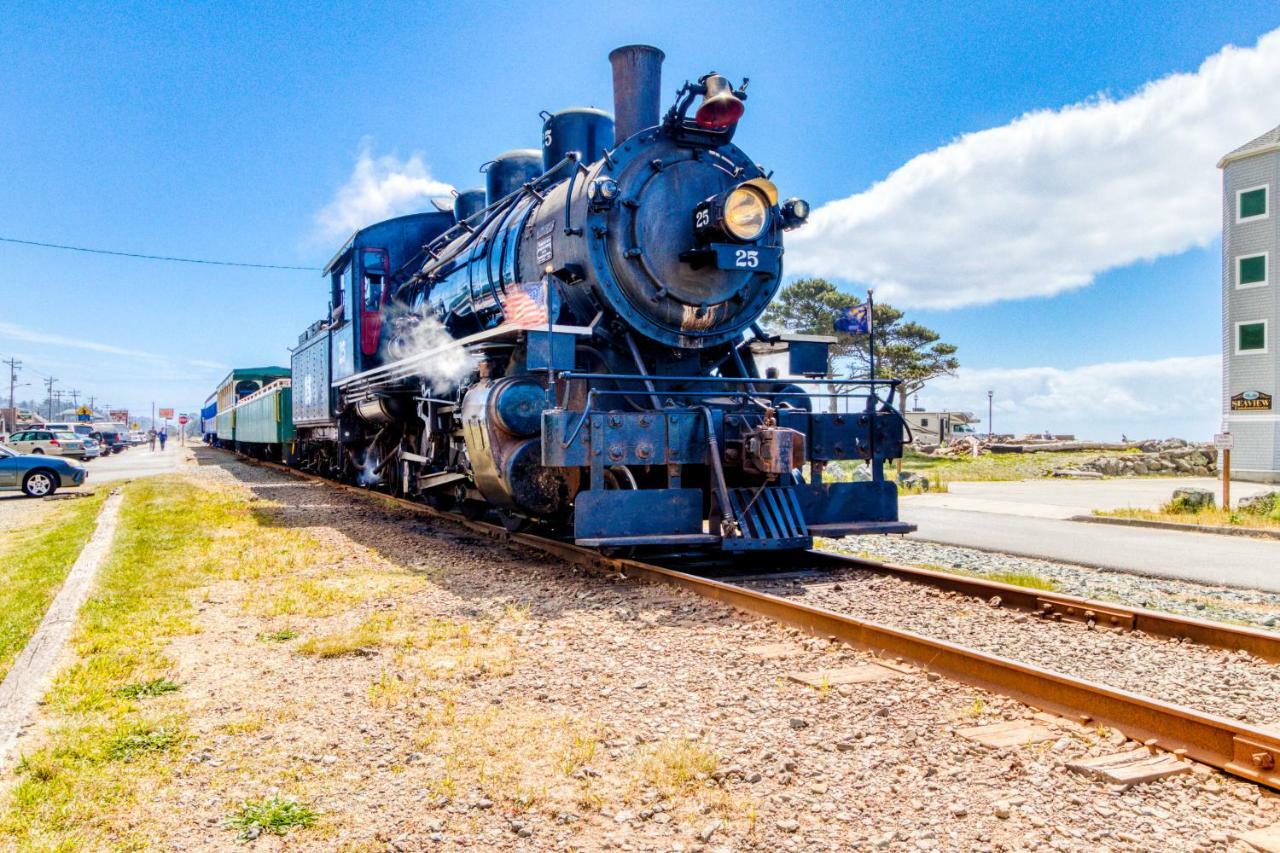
1097, 506, 1280, 531
0, 491, 109, 683
0, 478, 234, 848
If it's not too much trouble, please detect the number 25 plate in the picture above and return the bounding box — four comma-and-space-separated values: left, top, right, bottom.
711, 244, 780, 271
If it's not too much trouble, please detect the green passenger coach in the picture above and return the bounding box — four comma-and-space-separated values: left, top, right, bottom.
230, 379, 295, 457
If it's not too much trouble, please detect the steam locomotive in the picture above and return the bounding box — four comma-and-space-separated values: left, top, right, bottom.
217, 45, 913, 552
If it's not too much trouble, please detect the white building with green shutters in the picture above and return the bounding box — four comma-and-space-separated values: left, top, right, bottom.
1220, 126, 1280, 482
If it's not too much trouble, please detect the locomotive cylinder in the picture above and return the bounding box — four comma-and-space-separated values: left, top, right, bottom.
609, 44, 664, 141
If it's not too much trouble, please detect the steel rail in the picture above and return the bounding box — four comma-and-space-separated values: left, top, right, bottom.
807, 550, 1280, 663
225, 451, 1280, 791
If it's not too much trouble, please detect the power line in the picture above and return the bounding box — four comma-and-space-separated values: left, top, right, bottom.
0, 236, 321, 271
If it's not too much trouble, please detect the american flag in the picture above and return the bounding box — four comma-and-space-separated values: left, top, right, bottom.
501, 280, 551, 329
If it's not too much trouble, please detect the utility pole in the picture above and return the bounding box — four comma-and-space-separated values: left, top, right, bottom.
987, 390, 994, 439
68, 389, 80, 410
45, 377, 57, 419
87, 396, 96, 416
4, 357, 19, 432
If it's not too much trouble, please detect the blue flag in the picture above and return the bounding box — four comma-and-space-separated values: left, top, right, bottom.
834, 303, 870, 334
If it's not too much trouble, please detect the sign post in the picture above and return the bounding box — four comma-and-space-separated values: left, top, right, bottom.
1214, 430, 1234, 509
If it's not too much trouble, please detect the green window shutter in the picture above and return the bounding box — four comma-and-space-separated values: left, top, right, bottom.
1239, 322, 1267, 351
1240, 254, 1267, 285
1240, 187, 1267, 219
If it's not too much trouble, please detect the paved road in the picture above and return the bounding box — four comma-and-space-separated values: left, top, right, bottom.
0, 444, 185, 506
900, 504, 1280, 593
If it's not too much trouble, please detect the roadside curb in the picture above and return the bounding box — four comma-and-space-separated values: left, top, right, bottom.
0, 489, 124, 772
1070, 514, 1280, 542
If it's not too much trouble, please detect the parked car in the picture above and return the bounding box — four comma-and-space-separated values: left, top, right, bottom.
58, 423, 115, 456
81, 437, 102, 460
0, 444, 86, 496
93, 422, 126, 453
2, 429, 88, 459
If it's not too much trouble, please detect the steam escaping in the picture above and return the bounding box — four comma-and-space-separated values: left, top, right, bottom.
356, 452, 383, 487
381, 309, 476, 392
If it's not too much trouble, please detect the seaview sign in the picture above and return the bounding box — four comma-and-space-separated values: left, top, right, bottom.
1231, 390, 1273, 411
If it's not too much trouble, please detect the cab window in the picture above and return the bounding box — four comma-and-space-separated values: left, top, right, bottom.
361, 249, 387, 310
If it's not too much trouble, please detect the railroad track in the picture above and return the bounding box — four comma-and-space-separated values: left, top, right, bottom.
228, 450, 1280, 792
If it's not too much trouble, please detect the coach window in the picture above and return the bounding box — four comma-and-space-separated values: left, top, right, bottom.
1238, 185, 1269, 223
1237, 320, 1268, 354
1238, 253, 1268, 289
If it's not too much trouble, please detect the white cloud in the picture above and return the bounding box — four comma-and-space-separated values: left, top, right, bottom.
315, 140, 454, 241
0, 321, 161, 360
788, 29, 1280, 309
917, 355, 1221, 441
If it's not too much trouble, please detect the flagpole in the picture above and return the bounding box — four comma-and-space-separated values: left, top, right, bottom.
866, 289, 876, 396
866, 289, 879, 485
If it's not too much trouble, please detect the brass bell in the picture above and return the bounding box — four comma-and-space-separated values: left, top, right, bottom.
695, 74, 745, 129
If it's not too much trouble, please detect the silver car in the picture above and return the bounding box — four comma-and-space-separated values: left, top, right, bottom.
0, 444, 87, 496
3, 429, 88, 459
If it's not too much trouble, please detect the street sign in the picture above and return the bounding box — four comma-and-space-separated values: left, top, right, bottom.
76, 405, 92, 422
158, 408, 174, 419
110, 409, 128, 423
1214, 433, 1234, 450
178, 415, 189, 425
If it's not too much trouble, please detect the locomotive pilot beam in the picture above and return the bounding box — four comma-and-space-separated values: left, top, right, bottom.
219, 44, 915, 554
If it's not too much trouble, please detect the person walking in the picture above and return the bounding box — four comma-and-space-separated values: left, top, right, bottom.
148, 428, 157, 451
158, 427, 167, 451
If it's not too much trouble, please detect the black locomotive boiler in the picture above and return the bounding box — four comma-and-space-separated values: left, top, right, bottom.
282, 44, 913, 552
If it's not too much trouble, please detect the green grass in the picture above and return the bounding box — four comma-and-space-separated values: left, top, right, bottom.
0, 478, 237, 848
256, 628, 298, 642
1098, 505, 1280, 531
0, 489, 109, 682
114, 677, 181, 699
225, 796, 318, 840
107, 726, 182, 761
918, 562, 1059, 591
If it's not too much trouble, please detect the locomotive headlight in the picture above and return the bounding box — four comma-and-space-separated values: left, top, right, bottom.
722, 186, 770, 241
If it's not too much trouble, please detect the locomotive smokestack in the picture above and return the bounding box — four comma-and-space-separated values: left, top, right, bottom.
609, 44, 664, 142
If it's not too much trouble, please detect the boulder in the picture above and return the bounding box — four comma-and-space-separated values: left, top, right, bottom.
1169, 487, 1214, 514
898, 471, 930, 492
1238, 492, 1279, 516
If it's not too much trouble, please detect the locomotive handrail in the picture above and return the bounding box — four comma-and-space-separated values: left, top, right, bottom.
560, 382, 904, 451
406, 152, 583, 287
557, 371, 902, 390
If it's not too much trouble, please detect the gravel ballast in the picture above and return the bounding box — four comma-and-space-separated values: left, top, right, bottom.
740, 566, 1280, 728
830, 537, 1280, 631
95, 453, 1280, 851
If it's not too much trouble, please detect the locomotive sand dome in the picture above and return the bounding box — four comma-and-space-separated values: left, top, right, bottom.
267, 43, 913, 553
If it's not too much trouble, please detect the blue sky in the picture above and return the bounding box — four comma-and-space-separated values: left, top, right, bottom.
2, 2, 1279, 436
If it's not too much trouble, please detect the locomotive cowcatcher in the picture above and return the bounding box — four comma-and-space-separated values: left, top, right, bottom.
284, 45, 914, 552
